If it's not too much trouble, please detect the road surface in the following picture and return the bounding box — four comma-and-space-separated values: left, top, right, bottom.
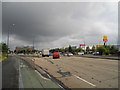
2, 56, 63, 89
2, 56, 19, 88
25, 55, 119, 88
83, 55, 119, 60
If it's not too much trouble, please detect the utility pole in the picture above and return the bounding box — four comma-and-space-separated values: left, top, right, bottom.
32, 37, 35, 54
33, 37, 35, 49
104, 42, 106, 46
7, 29, 9, 57
7, 24, 15, 57
83, 41, 86, 53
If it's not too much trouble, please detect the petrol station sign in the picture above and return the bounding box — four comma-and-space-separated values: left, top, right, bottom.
80, 44, 86, 49
103, 36, 108, 42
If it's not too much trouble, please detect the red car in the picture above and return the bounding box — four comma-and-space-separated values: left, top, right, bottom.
53, 52, 60, 59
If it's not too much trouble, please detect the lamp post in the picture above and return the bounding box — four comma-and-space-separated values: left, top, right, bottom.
7, 24, 15, 57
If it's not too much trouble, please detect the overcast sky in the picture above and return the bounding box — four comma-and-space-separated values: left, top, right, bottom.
2, 2, 118, 50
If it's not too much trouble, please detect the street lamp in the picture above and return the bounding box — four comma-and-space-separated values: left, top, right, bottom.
7, 24, 15, 57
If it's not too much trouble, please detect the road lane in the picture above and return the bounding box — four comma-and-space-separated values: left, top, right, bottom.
82, 55, 119, 60
19, 59, 61, 88
2, 56, 19, 88
33, 56, 118, 88
2, 56, 64, 89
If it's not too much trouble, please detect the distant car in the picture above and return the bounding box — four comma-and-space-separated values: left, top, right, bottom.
78, 52, 84, 55
39, 52, 42, 55
93, 52, 99, 55
18, 53, 24, 55
67, 53, 73, 56
49, 53, 53, 56
63, 53, 68, 56
53, 52, 60, 59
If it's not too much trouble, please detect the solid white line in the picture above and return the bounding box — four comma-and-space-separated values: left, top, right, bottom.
74, 75, 96, 87
47, 74, 51, 78
19, 61, 24, 88
35, 70, 50, 80
57, 84, 64, 89
56, 83, 65, 90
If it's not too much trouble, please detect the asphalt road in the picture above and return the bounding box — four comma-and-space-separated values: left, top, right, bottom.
2, 56, 19, 88
2, 56, 63, 89
82, 55, 119, 60
33, 56, 118, 88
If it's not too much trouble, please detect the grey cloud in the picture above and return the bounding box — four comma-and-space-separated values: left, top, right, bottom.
2, 2, 118, 50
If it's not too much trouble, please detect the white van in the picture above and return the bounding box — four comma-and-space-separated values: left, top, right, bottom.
42, 49, 49, 57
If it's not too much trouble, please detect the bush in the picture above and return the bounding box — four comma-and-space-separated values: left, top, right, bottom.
97, 46, 107, 55
96, 45, 119, 55
109, 45, 118, 54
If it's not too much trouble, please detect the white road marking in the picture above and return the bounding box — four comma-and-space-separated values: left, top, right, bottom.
47, 74, 51, 78
74, 75, 96, 87
36, 70, 64, 89
57, 83, 65, 89
19, 61, 24, 88
35, 70, 50, 80
32, 59, 35, 62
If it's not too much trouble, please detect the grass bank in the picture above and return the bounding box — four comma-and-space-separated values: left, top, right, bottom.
0, 55, 7, 62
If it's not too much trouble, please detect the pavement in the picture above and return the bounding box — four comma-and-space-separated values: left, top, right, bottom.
2, 56, 64, 89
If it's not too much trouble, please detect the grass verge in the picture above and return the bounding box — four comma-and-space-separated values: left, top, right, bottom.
0, 55, 7, 62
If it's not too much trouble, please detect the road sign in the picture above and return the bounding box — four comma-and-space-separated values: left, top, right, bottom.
80, 44, 86, 49
103, 36, 108, 42
80, 44, 85, 46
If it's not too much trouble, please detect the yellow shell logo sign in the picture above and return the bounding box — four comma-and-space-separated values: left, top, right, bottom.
103, 36, 108, 40
103, 36, 108, 42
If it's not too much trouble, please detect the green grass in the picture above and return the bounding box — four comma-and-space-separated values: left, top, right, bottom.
0, 55, 7, 62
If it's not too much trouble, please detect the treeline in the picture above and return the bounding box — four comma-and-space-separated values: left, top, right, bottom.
50, 45, 84, 55
14, 50, 36, 54
50, 45, 119, 56
96, 45, 119, 55
0, 43, 9, 56
0, 43, 119, 56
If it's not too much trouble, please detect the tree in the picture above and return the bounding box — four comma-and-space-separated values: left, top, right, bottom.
86, 46, 90, 52
96, 45, 119, 55
0, 43, 2, 53
64, 48, 68, 53
105, 49, 110, 55
92, 45, 96, 52
96, 46, 106, 55
110, 45, 118, 55
68, 45, 72, 52
2, 43, 8, 54
59, 49, 65, 53
76, 48, 82, 52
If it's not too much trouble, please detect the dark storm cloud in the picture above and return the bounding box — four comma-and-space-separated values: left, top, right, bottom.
2, 2, 118, 49
2, 2, 78, 42
0, 2, 1, 42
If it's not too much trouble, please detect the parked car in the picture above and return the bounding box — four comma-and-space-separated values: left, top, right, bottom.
53, 52, 60, 59
67, 53, 73, 56
78, 52, 84, 55
93, 52, 99, 55
63, 53, 68, 56
49, 53, 53, 56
